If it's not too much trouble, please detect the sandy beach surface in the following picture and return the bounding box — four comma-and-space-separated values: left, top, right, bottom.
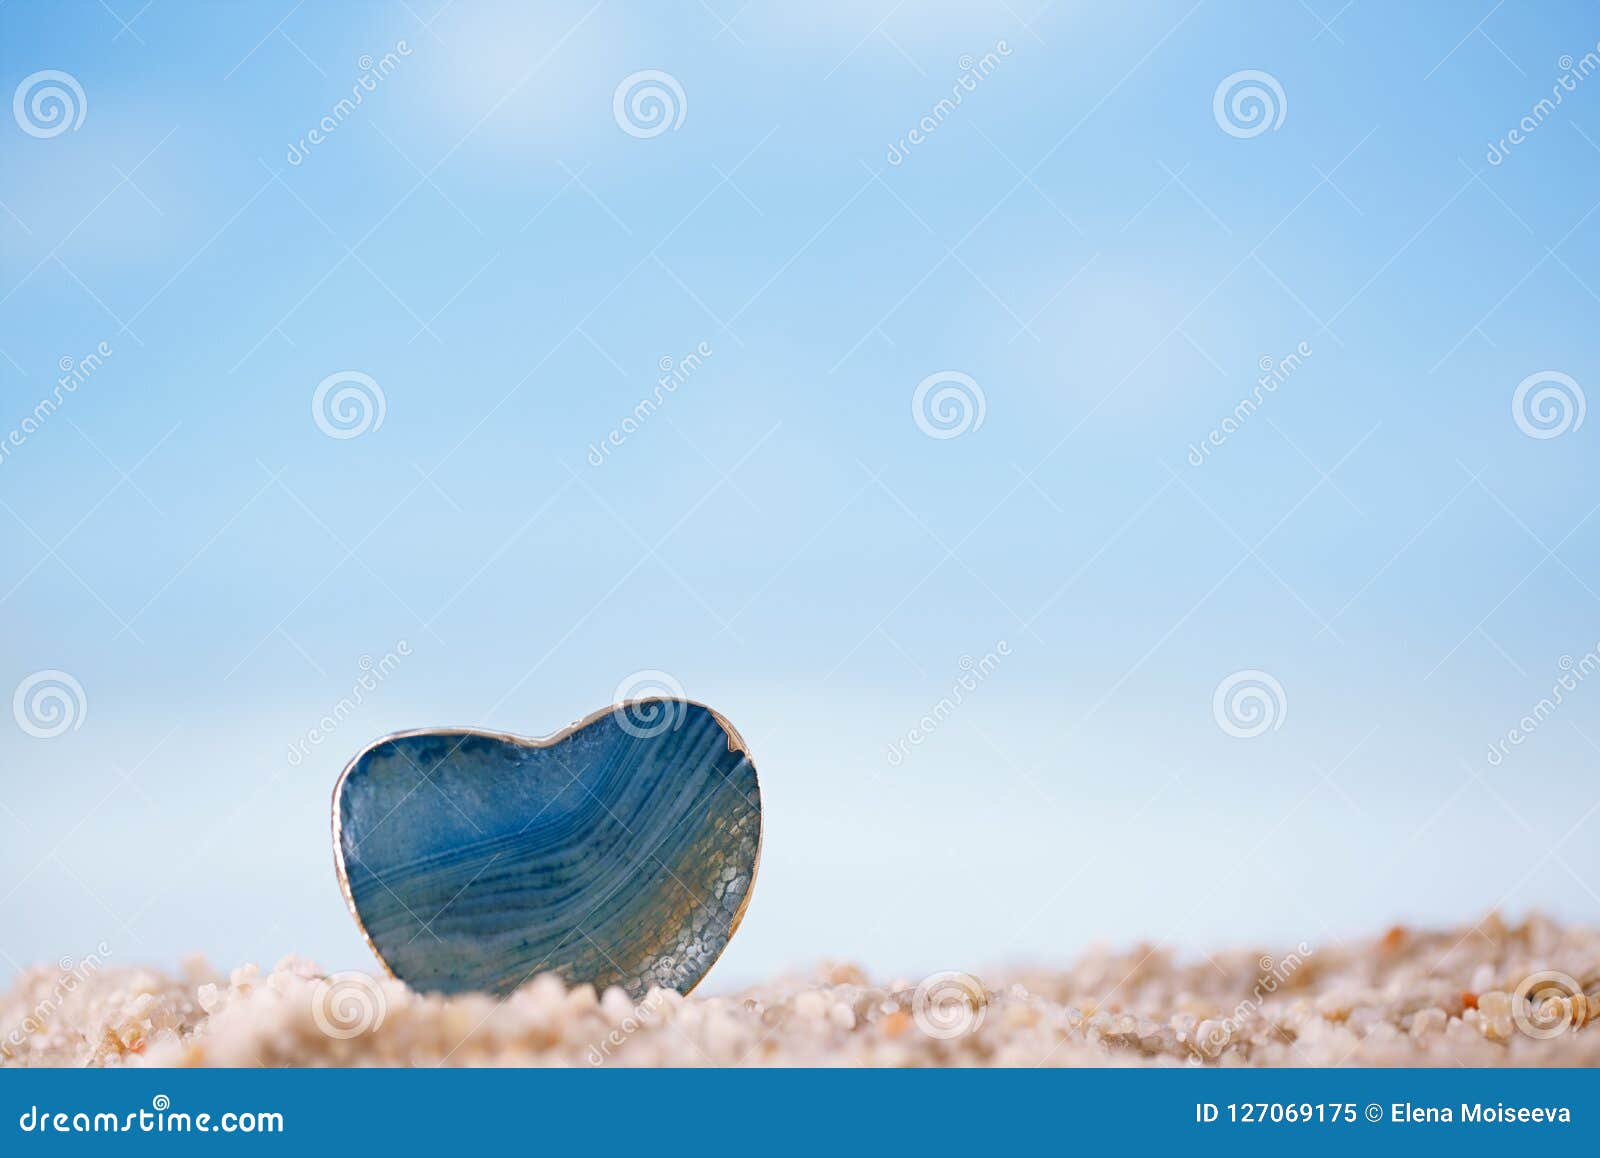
4, 913, 1598, 1067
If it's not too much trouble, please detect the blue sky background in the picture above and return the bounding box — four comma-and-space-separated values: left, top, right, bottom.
3, 0, 1600, 990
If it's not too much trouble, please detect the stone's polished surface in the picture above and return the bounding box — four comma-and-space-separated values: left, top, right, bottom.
333, 701, 760, 999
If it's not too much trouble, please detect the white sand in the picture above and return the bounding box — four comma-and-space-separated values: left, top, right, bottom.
4, 913, 1597, 1066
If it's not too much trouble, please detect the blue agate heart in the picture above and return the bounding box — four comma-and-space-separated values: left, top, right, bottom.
332, 700, 761, 999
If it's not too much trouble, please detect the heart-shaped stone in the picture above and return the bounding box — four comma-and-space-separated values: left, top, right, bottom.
333, 699, 761, 999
